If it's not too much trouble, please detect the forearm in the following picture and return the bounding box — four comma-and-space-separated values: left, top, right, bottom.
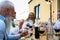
8, 34, 21, 40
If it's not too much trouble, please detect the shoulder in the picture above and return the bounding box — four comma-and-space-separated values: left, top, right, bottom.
0, 20, 5, 31
0, 20, 5, 26
55, 20, 60, 24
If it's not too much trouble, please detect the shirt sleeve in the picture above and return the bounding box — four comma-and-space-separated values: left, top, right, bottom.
0, 20, 6, 40
7, 26, 20, 40
8, 34, 20, 40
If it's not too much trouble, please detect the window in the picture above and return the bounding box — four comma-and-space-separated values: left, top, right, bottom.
34, 4, 40, 19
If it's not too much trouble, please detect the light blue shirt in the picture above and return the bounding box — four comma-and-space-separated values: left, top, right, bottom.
0, 15, 6, 40
0, 19, 5, 40
0, 15, 20, 40
53, 19, 60, 29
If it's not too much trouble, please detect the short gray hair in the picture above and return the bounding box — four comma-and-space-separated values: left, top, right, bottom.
0, 0, 14, 8
0, 1, 14, 15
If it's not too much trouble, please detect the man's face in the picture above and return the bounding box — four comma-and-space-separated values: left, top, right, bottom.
2, 6, 15, 17
8, 6, 15, 16
58, 14, 60, 19
57, 12, 60, 19
12, 12, 16, 19
5, 6, 15, 22
7, 6, 16, 19
0, 6, 9, 17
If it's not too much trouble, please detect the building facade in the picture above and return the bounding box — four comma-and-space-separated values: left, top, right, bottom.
28, 0, 58, 23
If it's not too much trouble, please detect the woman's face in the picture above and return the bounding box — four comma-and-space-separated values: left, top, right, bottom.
29, 13, 34, 19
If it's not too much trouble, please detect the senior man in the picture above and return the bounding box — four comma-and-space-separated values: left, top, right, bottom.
0, 1, 24, 40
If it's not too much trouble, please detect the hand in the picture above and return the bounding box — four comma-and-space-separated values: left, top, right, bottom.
19, 32, 24, 37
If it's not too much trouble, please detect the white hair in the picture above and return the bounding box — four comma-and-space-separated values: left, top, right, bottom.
0, 0, 14, 8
